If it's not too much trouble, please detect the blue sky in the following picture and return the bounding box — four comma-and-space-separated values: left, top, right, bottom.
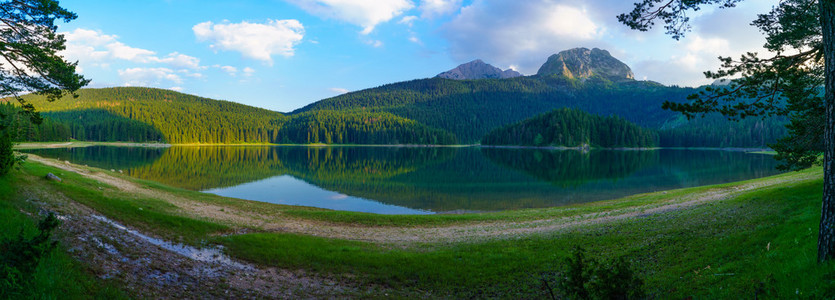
58, 0, 776, 113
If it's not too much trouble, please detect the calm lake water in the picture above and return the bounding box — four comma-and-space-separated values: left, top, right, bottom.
22, 146, 784, 214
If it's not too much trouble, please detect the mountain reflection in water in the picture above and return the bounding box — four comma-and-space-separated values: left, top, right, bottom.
23, 146, 783, 214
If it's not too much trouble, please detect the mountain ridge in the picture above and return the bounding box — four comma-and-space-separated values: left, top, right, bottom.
436, 59, 522, 80
8, 87, 457, 145
537, 47, 634, 82
7, 47, 787, 147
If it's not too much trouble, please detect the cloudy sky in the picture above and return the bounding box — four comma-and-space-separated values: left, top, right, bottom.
58, 0, 776, 112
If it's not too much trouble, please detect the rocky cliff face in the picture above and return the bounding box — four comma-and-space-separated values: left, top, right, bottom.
437, 59, 522, 80
536, 48, 634, 82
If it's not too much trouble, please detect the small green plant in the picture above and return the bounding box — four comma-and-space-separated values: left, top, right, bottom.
0, 213, 60, 298
0, 129, 14, 176
544, 247, 645, 300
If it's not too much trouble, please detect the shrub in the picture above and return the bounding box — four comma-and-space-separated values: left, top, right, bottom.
0, 130, 13, 176
544, 247, 645, 300
0, 213, 60, 298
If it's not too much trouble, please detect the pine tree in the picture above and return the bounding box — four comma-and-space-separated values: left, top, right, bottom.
620, 0, 835, 261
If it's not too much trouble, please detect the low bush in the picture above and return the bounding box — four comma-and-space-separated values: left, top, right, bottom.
544, 247, 645, 300
0, 213, 60, 298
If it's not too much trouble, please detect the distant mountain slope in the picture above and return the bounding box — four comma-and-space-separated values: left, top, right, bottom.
294, 75, 693, 143
436, 59, 521, 80
537, 48, 634, 81
276, 110, 457, 144
10, 87, 456, 145
293, 47, 785, 146
7, 47, 789, 147
0, 103, 164, 142
481, 108, 656, 148
11, 87, 287, 144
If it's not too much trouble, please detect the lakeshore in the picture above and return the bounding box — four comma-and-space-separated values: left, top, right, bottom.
0, 151, 831, 297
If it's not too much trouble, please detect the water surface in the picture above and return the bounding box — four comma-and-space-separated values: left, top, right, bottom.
23, 146, 783, 214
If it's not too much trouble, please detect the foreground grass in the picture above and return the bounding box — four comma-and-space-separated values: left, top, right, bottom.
7, 159, 835, 298
0, 171, 127, 299
20, 163, 230, 246
217, 176, 835, 298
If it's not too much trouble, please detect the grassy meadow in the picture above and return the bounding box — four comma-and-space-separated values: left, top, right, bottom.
1, 157, 833, 298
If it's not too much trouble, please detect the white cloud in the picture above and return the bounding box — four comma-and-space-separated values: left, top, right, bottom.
439, 0, 771, 86
118, 67, 183, 87
61, 29, 115, 63
399, 15, 418, 26
60, 28, 211, 89
364, 39, 384, 48
152, 52, 203, 70
63, 28, 117, 46
62, 28, 203, 70
419, 0, 462, 18
182, 70, 204, 79
242, 67, 256, 76
633, 34, 750, 86
329, 87, 349, 94
442, 0, 604, 75
685, 36, 731, 56
286, 0, 413, 34
106, 41, 156, 63
193, 19, 305, 65
170, 86, 184, 92
628, 1, 773, 87
220, 65, 238, 76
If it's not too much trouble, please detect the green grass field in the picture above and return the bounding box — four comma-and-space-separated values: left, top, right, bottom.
2, 158, 834, 298
0, 168, 127, 299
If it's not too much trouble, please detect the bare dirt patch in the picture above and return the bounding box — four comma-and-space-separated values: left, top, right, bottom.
20, 157, 388, 299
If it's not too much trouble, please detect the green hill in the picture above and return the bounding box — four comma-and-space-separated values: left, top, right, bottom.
292, 76, 693, 143
481, 108, 657, 148
290, 48, 787, 147
9, 87, 287, 144
6, 87, 456, 145
277, 110, 456, 144
3, 48, 789, 147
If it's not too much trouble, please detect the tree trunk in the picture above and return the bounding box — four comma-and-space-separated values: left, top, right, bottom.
819, 0, 835, 262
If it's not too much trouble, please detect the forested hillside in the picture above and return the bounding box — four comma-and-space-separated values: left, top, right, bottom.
0, 45, 795, 147
0, 103, 163, 142
481, 108, 656, 148
11, 87, 287, 144
659, 114, 787, 148
294, 76, 694, 143
8, 87, 456, 145
6, 73, 789, 147
294, 74, 789, 147
277, 110, 456, 144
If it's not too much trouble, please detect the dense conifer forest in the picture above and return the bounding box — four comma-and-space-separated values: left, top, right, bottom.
4, 80, 789, 148
277, 110, 456, 144
0, 103, 163, 142
658, 114, 787, 148
481, 108, 657, 148
295, 76, 694, 143
7, 87, 456, 145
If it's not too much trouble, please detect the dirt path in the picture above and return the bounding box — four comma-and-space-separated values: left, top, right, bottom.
28, 155, 818, 245
22, 157, 396, 299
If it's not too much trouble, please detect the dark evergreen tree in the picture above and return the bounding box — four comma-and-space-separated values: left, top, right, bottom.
482, 108, 656, 148
0, 0, 88, 172
620, 0, 835, 261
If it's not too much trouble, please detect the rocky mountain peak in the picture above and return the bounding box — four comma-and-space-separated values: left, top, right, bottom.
437, 59, 522, 80
536, 47, 634, 82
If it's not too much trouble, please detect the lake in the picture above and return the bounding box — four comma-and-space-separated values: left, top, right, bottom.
22, 146, 784, 214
